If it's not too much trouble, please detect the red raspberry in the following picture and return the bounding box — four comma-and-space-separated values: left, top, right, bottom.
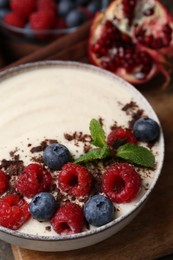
3, 12, 25, 28
51, 202, 85, 234
58, 163, 92, 197
37, 0, 56, 12
30, 10, 56, 31
0, 170, 9, 195
0, 194, 30, 230
107, 127, 137, 148
10, 0, 36, 20
102, 163, 141, 203
15, 163, 53, 198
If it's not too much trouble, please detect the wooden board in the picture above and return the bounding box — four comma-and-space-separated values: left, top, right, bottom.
1, 8, 173, 259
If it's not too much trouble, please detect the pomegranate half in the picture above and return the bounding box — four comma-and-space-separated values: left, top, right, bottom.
89, 0, 173, 87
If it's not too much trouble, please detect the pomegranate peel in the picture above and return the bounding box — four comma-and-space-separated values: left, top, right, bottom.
89, 0, 173, 88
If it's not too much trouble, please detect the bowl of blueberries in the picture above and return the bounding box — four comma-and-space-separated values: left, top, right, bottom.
0, 0, 111, 43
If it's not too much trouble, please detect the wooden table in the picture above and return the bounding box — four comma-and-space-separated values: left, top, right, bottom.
0, 1, 173, 259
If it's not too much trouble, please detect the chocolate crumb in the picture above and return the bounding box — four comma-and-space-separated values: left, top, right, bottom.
31, 155, 44, 164
48, 139, 58, 144
122, 101, 138, 113
128, 109, 144, 128
64, 133, 74, 141
30, 146, 42, 153
98, 117, 104, 126
45, 226, 51, 232
147, 141, 155, 149
84, 144, 92, 153
9, 148, 18, 159
110, 121, 118, 130
64, 131, 92, 148
0, 159, 24, 176
30, 140, 58, 154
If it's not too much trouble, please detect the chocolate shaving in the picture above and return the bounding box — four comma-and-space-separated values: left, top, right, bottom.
31, 155, 44, 164
84, 144, 92, 153
0, 159, 24, 173
30, 139, 58, 153
122, 101, 138, 113
30, 141, 47, 153
98, 117, 104, 126
64, 133, 74, 141
128, 109, 144, 128
45, 226, 51, 232
110, 121, 118, 130
65, 131, 91, 142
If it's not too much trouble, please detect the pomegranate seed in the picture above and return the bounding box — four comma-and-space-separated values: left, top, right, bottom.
143, 7, 155, 16
92, 19, 154, 79
122, 0, 137, 25
162, 24, 172, 35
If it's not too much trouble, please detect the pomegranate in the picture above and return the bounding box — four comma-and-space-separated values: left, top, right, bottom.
89, 0, 173, 87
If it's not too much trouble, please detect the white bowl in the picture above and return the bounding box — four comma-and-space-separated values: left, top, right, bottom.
0, 61, 164, 252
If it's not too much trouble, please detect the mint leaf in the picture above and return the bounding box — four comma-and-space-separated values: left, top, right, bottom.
116, 143, 155, 168
89, 119, 107, 148
75, 146, 110, 164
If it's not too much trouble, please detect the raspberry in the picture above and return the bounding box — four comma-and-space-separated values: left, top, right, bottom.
30, 10, 56, 31
0, 194, 30, 230
58, 162, 92, 197
37, 0, 57, 12
0, 170, 9, 194
10, 0, 36, 20
107, 127, 137, 148
3, 12, 25, 28
15, 163, 53, 198
51, 202, 85, 234
102, 163, 141, 203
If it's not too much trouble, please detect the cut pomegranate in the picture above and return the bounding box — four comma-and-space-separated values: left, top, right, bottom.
89, 0, 173, 88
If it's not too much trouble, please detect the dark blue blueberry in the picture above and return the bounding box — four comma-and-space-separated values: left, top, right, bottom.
29, 192, 57, 221
66, 9, 87, 28
0, 8, 9, 20
23, 23, 34, 39
43, 143, 71, 170
87, 0, 101, 14
133, 117, 160, 142
58, 0, 76, 17
84, 195, 114, 227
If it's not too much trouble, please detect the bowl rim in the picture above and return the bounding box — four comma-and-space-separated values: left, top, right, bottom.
0, 60, 165, 241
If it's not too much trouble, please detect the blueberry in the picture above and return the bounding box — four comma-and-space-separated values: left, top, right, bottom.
133, 117, 160, 142
66, 9, 87, 28
29, 192, 57, 221
0, 8, 9, 20
84, 195, 114, 227
23, 23, 34, 39
87, 0, 101, 14
58, 0, 76, 17
43, 143, 71, 170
